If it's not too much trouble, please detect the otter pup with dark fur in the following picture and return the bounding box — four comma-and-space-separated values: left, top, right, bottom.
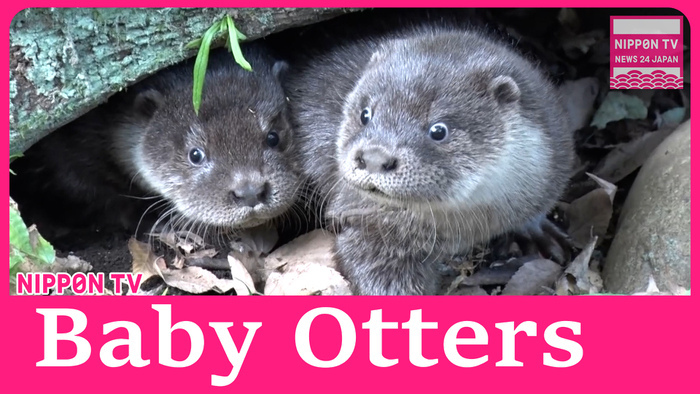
11, 44, 298, 240
286, 27, 573, 295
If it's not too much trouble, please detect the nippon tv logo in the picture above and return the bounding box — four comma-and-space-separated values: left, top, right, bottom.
610, 16, 684, 89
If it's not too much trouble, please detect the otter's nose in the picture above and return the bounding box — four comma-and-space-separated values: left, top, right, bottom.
355, 147, 398, 173
230, 180, 269, 207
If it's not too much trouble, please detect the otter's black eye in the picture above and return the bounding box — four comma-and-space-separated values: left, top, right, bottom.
188, 147, 205, 165
428, 123, 449, 141
267, 131, 280, 148
360, 107, 372, 125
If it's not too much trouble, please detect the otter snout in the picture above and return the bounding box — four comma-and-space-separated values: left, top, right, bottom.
354, 146, 398, 173
229, 177, 270, 208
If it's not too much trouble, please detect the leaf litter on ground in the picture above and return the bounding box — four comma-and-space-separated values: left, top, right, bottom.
501, 259, 564, 296
263, 229, 350, 295
566, 173, 617, 248
129, 228, 260, 295
555, 235, 603, 295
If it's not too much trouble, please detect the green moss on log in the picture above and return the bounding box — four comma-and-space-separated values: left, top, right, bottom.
10, 7, 359, 155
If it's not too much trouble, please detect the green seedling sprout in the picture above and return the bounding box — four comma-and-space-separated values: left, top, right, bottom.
186, 15, 252, 115
10, 152, 23, 175
10, 203, 55, 284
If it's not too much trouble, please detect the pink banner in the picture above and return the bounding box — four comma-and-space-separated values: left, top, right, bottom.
3, 297, 699, 392
3, 2, 698, 393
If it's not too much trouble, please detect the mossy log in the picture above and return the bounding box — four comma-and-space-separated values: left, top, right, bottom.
10, 7, 359, 155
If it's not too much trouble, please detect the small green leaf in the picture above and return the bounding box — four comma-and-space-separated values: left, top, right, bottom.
225, 15, 252, 72
185, 38, 202, 50
9, 204, 55, 271
31, 232, 56, 265
192, 21, 221, 115
9, 249, 23, 270
10, 206, 31, 255
224, 31, 231, 51
9, 249, 25, 284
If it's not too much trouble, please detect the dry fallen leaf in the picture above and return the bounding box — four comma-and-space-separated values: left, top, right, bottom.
172, 255, 186, 270
229, 224, 279, 285
228, 254, 257, 296
181, 248, 220, 271
128, 237, 244, 295
450, 286, 489, 296
454, 258, 527, 288
264, 262, 351, 296
558, 77, 600, 132
555, 236, 601, 295
566, 174, 617, 248
186, 248, 218, 259
175, 231, 205, 254
629, 276, 686, 295
566, 190, 611, 248
501, 259, 563, 295
263, 229, 336, 280
158, 266, 239, 294
262, 229, 348, 295
592, 125, 676, 183
230, 223, 279, 257
128, 238, 165, 283
150, 230, 205, 255
587, 172, 617, 201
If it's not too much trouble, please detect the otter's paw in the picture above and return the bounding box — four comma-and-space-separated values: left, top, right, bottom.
513, 214, 572, 264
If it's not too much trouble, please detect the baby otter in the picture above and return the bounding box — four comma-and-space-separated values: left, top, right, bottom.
11, 44, 298, 237
286, 28, 573, 295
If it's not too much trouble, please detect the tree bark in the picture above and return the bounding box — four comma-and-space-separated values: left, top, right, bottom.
10, 7, 359, 155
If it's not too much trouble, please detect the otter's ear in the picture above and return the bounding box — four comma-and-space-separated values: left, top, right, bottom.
368, 44, 391, 66
133, 89, 164, 119
369, 50, 383, 65
489, 75, 521, 105
272, 60, 289, 82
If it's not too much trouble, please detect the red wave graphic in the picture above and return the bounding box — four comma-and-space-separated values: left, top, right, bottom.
611, 70, 683, 89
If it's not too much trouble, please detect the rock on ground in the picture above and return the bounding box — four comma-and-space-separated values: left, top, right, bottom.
603, 121, 690, 294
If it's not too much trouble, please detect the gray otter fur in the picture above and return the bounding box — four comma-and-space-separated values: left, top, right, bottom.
11, 44, 298, 234
286, 28, 573, 295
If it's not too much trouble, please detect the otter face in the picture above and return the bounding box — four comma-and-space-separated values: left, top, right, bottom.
131, 60, 299, 228
336, 41, 523, 209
